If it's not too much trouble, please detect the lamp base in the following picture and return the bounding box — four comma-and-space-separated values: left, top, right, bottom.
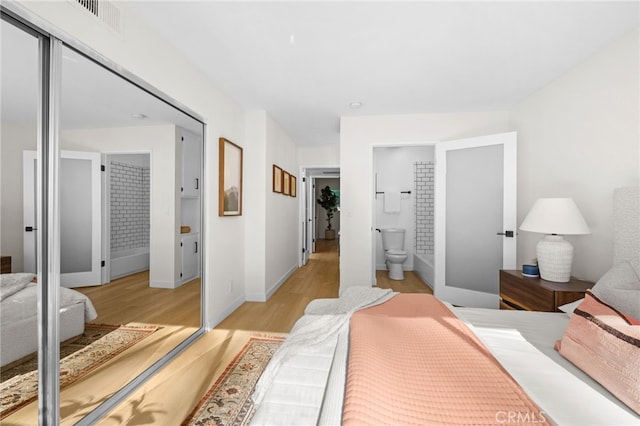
536, 235, 573, 283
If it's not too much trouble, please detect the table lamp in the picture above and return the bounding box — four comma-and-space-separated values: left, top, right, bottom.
519, 198, 590, 282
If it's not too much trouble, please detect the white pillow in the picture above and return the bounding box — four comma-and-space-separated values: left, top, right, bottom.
558, 298, 584, 316
0, 273, 36, 301
591, 261, 640, 320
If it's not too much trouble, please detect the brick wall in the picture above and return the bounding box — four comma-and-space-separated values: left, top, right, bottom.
110, 161, 150, 252
414, 161, 434, 254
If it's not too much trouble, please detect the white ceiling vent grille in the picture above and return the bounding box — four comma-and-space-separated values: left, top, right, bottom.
73, 0, 122, 34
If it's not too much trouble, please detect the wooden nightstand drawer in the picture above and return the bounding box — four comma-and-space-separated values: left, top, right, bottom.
1, 256, 10, 274
500, 272, 554, 311
499, 270, 593, 312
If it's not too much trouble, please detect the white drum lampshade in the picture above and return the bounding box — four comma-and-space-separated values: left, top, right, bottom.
519, 198, 590, 282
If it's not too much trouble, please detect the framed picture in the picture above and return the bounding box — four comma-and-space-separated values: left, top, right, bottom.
283, 171, 290, 195
290, 175, 297, 197
273, 165, 282, 193
219, 137, 243, 216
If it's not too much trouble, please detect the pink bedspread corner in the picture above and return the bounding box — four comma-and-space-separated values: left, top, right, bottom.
342, 294, 547, 425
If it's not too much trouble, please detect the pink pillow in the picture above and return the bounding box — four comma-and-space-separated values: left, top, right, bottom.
556, 291, 640, 414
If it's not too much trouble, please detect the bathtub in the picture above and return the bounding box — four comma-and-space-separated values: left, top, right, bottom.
414, 253, 434, 289
110, 247, 149, 279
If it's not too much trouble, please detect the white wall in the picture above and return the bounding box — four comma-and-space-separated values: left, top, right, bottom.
265, 114, 299, 297
62, 126, 179, 287
511, 28, 640, 282
0, 122, 37, 272
243, 111, 300, 301
15, 1, 247, 326
340, 112, 511, 291
244, 111, 268, 301
299, 144, 340, 166
374, 146, 434, 271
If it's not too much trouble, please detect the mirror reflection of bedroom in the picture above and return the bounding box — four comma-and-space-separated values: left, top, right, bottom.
1, 17, 203, 423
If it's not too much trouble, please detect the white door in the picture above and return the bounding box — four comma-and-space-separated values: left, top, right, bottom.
434, 132, 517, 308
301, 172, 310, 266
23, 150, 102, 287
181, 233, 198, 282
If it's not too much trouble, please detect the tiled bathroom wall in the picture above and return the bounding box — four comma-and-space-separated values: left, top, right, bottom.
110, 161, 150, 252
414, 161, 434, 254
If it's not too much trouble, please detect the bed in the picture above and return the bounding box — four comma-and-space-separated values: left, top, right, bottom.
0, 274, 98, 367
250, 187, 640, 425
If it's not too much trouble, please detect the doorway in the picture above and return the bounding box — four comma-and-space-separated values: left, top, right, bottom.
371, 132, 517, 308
299, 166, 339, 266
103, 153, 151, 281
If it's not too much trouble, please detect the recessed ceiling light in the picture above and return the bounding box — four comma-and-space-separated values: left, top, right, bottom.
132, 113, 147, 119
349, 102, 363, 109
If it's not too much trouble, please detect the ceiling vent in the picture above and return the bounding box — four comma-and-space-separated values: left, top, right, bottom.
73, 0, 122, 34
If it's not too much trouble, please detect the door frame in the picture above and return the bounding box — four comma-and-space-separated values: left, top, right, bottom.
299, 166, 340, 266
434, 131, 517, 308
370, 142, 437, 286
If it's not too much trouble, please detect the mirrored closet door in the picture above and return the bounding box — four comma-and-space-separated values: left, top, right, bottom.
1, 9, 205, 424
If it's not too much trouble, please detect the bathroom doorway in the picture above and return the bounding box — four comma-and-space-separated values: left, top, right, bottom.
373, 145, 435, 286
102, 153, 151, 282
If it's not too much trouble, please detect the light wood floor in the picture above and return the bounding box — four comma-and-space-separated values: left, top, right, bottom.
76, 271, 201, 327
5, 239, 432, 425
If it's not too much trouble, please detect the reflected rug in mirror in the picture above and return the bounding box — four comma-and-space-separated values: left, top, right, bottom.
182, 336, 285, 426
0, 323, 160, 419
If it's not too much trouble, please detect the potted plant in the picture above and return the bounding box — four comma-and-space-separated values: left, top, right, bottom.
317, 185, 339, 240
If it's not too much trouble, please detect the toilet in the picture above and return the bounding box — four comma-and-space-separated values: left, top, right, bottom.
381, 228, 408, 280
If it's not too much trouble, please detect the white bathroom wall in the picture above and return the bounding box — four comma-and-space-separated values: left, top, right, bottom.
373, 146, 434, 271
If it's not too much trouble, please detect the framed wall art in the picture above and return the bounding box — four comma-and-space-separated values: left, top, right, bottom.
219, 137, 243, 216
290, 175, 297, 197
273, 165, 282, 193
283, 170, 290, 195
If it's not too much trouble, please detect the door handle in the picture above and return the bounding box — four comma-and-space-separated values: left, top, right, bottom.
497, 230, 514, 237
25, 226, 37, 232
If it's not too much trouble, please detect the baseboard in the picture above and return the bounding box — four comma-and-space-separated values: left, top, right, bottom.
150, 280, 181, 289
210, 295, 245, 327
266, 264, 298, 300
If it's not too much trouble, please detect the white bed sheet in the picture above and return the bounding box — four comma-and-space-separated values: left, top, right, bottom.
451, 306, 639, 426
251, 301, 639, 426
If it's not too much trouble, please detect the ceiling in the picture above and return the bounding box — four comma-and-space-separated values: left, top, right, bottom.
124, 1, 639, 147
1, 18, 203, 135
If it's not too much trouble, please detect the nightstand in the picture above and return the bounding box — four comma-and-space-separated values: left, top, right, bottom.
1, 255, 10, 274
499, 269, 593, 312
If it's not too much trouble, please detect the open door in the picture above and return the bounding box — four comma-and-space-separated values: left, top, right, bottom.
300, 172, 310, 266
434, 132, 517, 308
23, 150, 102, 287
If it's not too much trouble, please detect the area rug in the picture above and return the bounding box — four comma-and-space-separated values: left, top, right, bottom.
0, 323, 160, 419
182, 335, 286, 426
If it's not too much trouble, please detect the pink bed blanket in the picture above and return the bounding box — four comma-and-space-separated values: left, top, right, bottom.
342, 294, 546, 425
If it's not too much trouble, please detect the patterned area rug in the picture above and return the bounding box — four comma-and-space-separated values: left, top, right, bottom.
182, 336, 285, 426
0, 323, 160, 419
